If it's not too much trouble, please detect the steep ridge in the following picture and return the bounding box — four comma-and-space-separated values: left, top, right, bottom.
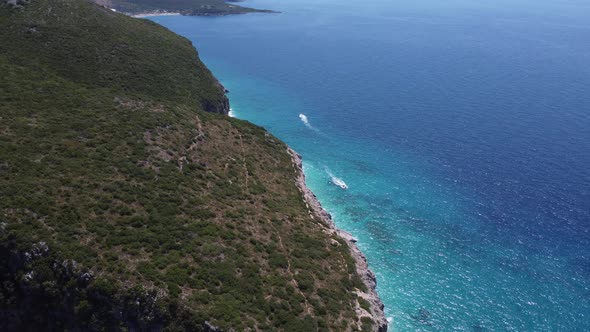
0, 0, 386, 331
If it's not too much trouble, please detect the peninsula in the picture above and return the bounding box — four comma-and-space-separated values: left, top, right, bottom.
93, 0, 278, 16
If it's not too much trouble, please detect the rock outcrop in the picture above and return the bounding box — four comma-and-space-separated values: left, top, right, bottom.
201, 81, 230, 115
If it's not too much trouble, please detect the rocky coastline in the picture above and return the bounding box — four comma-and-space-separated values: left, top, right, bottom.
287, 148, 388, 332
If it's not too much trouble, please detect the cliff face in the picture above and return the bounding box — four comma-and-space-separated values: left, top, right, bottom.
202, 81, 231, 115
0, 239, 175, 331
0, 0, 386, 330
202, 94, 230, 115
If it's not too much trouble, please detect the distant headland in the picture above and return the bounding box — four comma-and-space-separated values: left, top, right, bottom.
93, 0, 279, 16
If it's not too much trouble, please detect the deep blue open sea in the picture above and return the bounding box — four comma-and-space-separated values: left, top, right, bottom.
150, 0, 590, 330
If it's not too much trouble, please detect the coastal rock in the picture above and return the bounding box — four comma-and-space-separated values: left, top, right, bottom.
201, 81, 231, 115
287, 148, 389, 332
201, 95, 230, 115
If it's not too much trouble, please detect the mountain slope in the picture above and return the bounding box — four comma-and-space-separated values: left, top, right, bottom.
0, 0, 384, 331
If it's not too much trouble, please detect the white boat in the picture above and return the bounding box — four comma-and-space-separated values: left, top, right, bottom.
331, 177, 348, 190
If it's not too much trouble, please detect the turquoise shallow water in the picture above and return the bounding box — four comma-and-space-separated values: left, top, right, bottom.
150, 0, 590, 330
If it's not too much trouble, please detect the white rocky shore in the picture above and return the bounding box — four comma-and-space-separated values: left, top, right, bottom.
288, 148, 388, 332
131, 11, 181, 18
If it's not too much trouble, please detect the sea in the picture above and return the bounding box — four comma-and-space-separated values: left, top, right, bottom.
149, 0, 590, 330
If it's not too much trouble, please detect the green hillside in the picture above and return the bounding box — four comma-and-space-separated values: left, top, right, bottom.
0, 0, 380, 331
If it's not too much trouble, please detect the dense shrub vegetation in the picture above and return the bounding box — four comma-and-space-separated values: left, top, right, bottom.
0, 0, 375, 330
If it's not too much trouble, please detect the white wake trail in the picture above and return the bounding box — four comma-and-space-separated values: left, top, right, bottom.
325, 167, 348, 190
299, 113, 314, 129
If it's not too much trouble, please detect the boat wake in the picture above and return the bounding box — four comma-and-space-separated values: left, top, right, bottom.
325, 167, 348, 190
299, 113, 316, 130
